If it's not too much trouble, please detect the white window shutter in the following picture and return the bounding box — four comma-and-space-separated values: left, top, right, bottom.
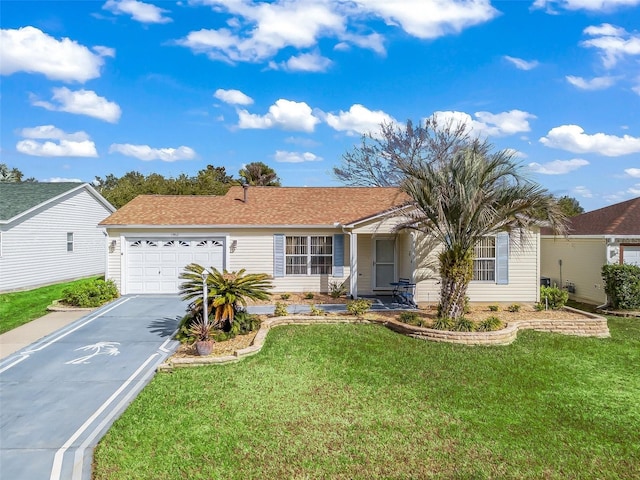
496, 232, 509, 285
333, 234, 344, 277
274, 234, 285, 277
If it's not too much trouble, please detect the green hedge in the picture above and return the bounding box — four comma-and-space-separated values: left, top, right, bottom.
61, 279, 120, 308
601, 264, 640, 310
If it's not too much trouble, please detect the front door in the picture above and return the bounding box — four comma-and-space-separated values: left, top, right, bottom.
374, 238, 395, 289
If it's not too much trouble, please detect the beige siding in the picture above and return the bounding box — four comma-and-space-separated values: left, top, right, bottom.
413, 230, 540, 304
541, 237, 607, 305
106, 227, 351, 294
0, 188, 112, 292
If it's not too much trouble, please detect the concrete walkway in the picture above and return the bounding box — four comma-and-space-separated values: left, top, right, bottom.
0, 310, 91, 360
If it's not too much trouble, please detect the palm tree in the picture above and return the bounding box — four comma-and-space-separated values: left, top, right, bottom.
179, 264, 272, 330
396, 140, 566, 320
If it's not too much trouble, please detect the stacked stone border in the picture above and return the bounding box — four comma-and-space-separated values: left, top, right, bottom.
160, 307, 609, 370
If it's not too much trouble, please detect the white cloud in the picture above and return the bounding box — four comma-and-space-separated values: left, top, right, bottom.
92, 45, 116, 58
504, 55, 539, 70
237, 99, 320, 132
43, 177, 83, 182
180, 0, 496, 65
0, 26, 110, 82
528, 158, 589, 174
540, 125, 640, 156
581, 23, 640, 68
628, 184, 640, 195
573, 185, 594, 198
31, 87, 122, 123
566, 75, 617, 90
325, 104, 396, 136
270, 52, 333, 72
533, 0, 640, 12
178, 1, 344, 63
109, 144, 196, 161
273, 150, 322, 163
20, 125, 89, 141
17, 125, 97, 157
433, 109, 536, 137
103, 0, 172, 23
214, 88, 254, 105
625, 167, 640, 178
351, 0, 498, 39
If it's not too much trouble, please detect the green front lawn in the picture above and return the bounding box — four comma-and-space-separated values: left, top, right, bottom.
94, 317, 640, 479
0, 276, 101, 334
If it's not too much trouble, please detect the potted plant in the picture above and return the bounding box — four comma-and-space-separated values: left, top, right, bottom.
189, 317, 214, 356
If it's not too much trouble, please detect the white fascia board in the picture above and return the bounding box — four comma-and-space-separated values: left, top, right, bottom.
343, 204, 414, 229
541, 234, 606, 239
102, 224, 342, 230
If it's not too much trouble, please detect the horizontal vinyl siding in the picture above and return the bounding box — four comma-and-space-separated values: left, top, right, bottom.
541, 237, 607, 305
466, 232, 539, 303
106, 232, 122, 292
414, 230, 540, 304
106, 227, 350, 295
0, 189, 112, 292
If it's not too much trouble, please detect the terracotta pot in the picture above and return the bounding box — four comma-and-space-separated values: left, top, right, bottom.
195, 340, 214, 356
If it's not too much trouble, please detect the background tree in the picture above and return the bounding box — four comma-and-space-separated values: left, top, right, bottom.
95, 165, 235, 208
239, 162, 281, 186
556, 195, 584, 217
0, 163, 29, 183
333, 118, 470, 186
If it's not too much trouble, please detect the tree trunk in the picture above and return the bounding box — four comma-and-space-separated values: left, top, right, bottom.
438, 247, 473, 320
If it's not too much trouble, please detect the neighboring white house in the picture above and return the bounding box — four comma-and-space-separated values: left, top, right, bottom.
100, 186, 542, 304
0, 182, 116, 292
541, 196, 640, 305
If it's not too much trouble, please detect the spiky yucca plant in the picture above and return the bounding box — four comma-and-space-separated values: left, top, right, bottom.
179, 264, 272, 330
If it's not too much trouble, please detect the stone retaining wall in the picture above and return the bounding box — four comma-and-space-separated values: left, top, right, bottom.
162, 308, 609, 369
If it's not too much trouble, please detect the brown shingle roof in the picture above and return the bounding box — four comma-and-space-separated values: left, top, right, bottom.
99, 186, 411, 227
542, 196, 640, 236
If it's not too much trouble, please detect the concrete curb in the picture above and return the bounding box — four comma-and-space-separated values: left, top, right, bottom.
159, 307, 609, 370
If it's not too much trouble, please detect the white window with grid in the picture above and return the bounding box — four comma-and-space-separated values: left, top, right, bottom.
285, 236, 332, 275
66, 232, 74, 252
473, 237, 495, 281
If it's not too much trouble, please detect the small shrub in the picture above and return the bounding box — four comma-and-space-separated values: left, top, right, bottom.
280, 293, 291, 300
274, 302, 288, 317
399, 311, 420, 324
602, 264, 640, 310
488, 304, 499, 312
431, 317, 454, 330
507, 303, 521, 313
478, 316, 503, 332
328, 281, 347, 299
539, 285, 569, 310
535, 302, 545, 311
453, 317, 475, 332
464, 296, 471, 314
347, 299, 372, 316
309, 304, 324, 316
61, 279, 119, 308
232, 310, 261, 334
304, 292, 315, 300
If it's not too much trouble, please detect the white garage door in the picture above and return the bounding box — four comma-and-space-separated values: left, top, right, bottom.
126, 238, 224, 294
623, 245, 640, 267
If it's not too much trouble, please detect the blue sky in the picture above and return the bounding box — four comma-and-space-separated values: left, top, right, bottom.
1, 0, 639, 212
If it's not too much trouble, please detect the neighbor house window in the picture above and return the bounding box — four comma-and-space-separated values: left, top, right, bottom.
285, 236, 332, 275
67, 232, 74, 252
473, 237, 495, 281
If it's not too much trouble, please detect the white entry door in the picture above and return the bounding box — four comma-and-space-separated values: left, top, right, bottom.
126, 238, 224, 294
374, 238, 396, 289
623, 245, 640, 266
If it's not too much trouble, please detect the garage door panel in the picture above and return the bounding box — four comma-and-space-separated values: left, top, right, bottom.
126, 238, 224, 294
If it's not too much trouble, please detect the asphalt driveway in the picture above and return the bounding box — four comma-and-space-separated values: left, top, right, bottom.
0, 295, 185, 480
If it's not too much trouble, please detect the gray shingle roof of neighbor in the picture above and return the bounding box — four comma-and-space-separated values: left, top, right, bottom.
0, 182, 83, 221
542, 196, 640, 236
